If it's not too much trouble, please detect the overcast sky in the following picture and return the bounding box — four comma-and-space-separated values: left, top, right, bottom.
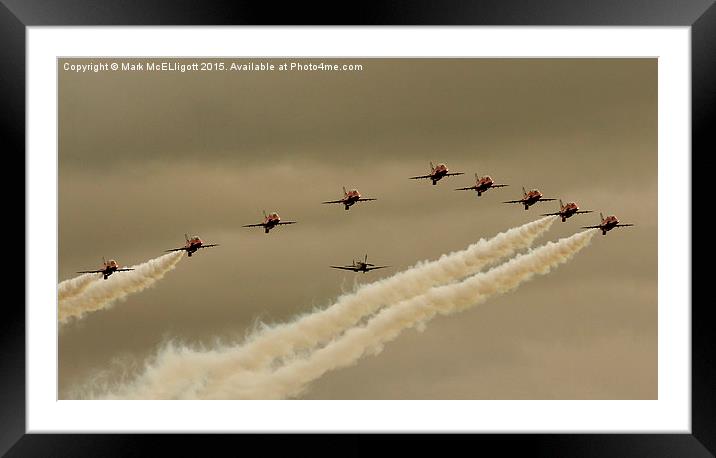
58, 58, 657, 400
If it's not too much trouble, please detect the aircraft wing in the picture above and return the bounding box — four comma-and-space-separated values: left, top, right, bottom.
444, 172, 465, 177
277, 221, 297, 225
581, 225, 603, 229
321, 200, 345, 204
357, 198, 377, 202
575, 210, 594, 214
330, 266, 357, 271
115, 268, 135, 272
366, 265, 390, 271
615, 224, 635, 227
540, 212, 562, 216
454, 186, 477, 191
76, 270, 103, 274
165, 247, 187, 252
539, 198, 558, 202
491, 184, 509, 188
503, 200, 525, 204
199, 244, 219, 248
243, 223, 265, 228
409, 174, 433, 180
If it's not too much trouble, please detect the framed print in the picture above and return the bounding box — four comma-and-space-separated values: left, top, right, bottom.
5, 0, 711, 455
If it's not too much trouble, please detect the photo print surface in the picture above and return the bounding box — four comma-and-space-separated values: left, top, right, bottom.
58, 58, 656, 400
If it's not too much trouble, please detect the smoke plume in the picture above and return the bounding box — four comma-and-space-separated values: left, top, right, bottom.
222, 230, 595, 399
59, 251, 184, 324
230, 217, 555, 369
100, 226, 593, 400
58, 273, 99, 302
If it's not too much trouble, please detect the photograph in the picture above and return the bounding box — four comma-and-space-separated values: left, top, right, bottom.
57, 57, 656, 401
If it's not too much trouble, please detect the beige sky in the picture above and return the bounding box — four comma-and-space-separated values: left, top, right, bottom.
58, 58, 657, 399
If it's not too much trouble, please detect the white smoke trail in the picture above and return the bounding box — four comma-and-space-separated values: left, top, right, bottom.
58, 273, 99, 302
99, 219, 565, 400
225, 217, 555, 371
59, 251, 184, 324
211, 230, 595, 400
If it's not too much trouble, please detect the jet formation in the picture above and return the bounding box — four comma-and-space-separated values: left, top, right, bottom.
74, 160, 634, 276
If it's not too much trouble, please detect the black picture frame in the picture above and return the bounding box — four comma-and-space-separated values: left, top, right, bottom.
4, 0, 711, 455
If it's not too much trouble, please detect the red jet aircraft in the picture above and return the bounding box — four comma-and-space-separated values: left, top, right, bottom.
243, 211, 297, 234
503, 187, 557, 210
410, 162, 464, 185
455, 172, 509, 196
77, 257, 135, 280
582, 213, 635, 235
322, 187, 377, 210
541, 199, 593, 222
165, 234, 219, 257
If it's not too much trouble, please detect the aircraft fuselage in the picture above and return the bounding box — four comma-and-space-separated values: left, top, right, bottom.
343, 196, 359, 208
559, 207, 578, 221
518, 190, 543, 209
186, 242, 201, 256
474, 181, 494, 195
263, 220, 279, 233
102, 267, 116, 279
430, 170, 448, 184
599, 220, 619, 234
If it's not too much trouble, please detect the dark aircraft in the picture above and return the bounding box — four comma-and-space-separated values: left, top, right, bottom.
455, 172, 509, 196
165, 234, 219, 257
243, 211, 297, 234
541, 199, 593, 222
410, 162, 464, 185
582, 213, 635, 235
77, 257, 134, 280
503, 187, 557, 210
322, 187, 377, 210
330, 254, 390, 273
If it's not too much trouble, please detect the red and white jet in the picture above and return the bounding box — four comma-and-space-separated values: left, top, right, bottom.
410, 162, 464, 185
165, 234, 219, 257
582, 213, 635, 235
243, 211, 297, 234
503, 186, 557, 210
322, 187, 377, 211
455, 172, 509, 196
541, 199, 593, 222
76, 257, 135, 280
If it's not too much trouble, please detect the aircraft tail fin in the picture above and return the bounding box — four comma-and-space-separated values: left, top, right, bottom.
263, 210, 267, 218
343, 186, 347, 196
522, 186, 527, 196
559, 199, 564, 208
365, 253, 368, 264
430, 161, 435, 171
184, 233, 189, 242
475, 172, 479, 181
600, 212, 605, 221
